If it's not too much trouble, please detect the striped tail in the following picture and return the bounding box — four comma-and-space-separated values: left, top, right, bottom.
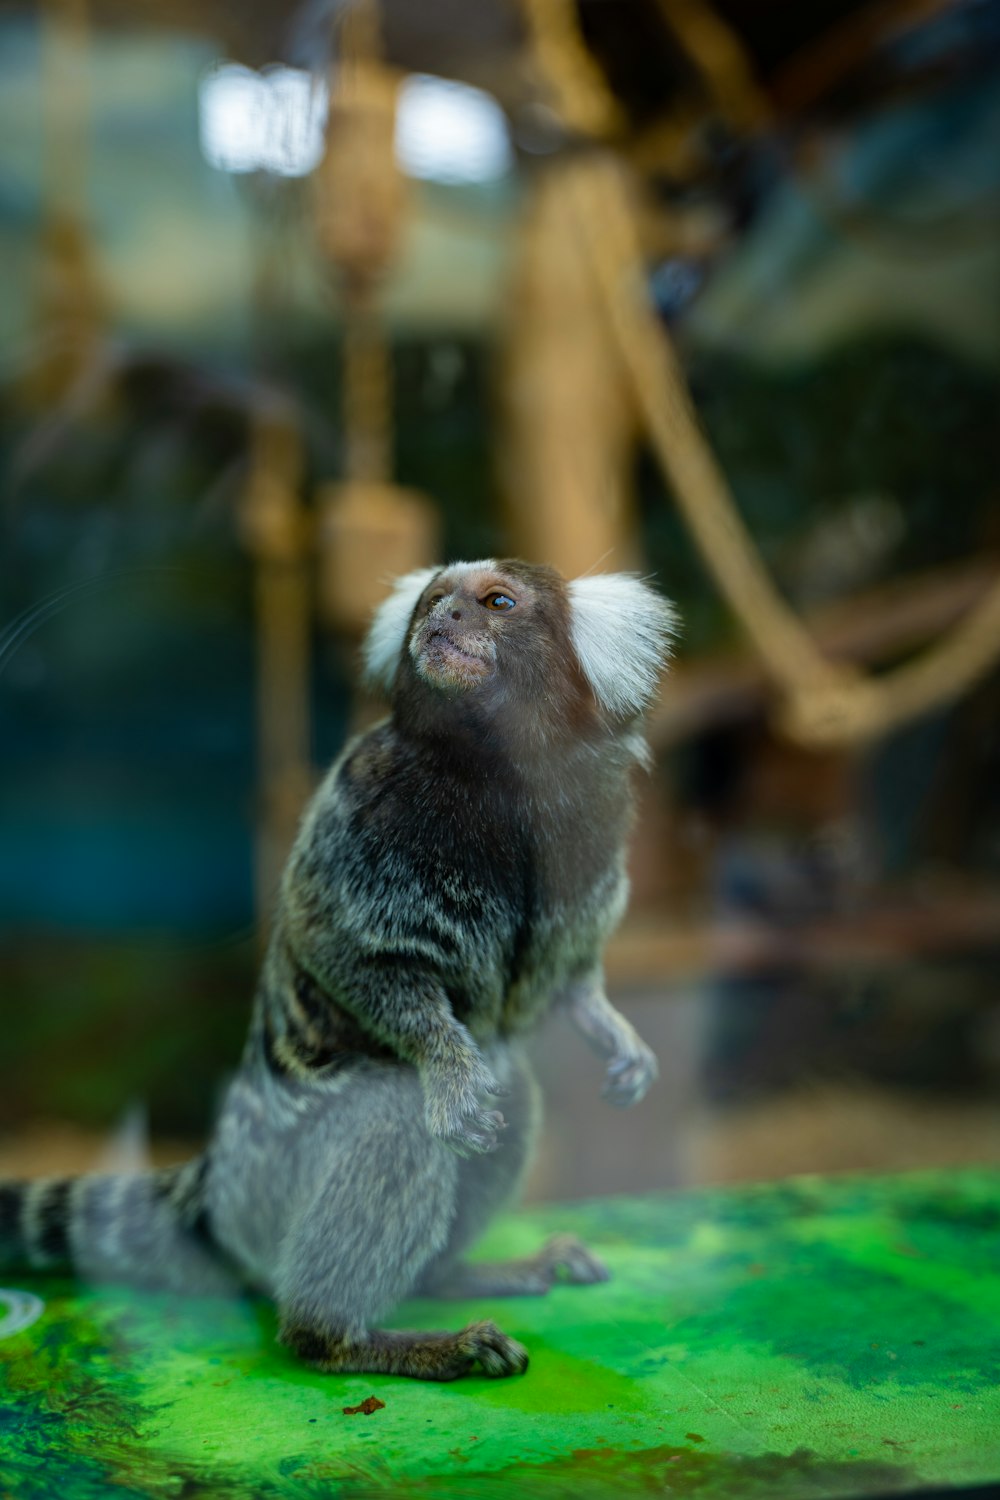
0, 1156, 235, 1294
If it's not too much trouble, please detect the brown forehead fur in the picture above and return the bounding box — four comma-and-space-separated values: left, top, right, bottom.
427, 560, 564, 605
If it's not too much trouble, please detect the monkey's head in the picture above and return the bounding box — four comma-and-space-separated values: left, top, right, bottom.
364, 559, 677, 740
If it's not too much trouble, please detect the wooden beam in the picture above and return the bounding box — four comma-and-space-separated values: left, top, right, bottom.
606, 883, 1000, 987
652, 557, 1000, 746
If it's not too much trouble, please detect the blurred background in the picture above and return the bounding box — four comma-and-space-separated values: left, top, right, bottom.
1, 0, 999, 1203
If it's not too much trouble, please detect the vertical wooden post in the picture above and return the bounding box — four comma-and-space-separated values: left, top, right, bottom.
239, 407, 313, 923
21, 0, 106, 409
498, 163, 641, 578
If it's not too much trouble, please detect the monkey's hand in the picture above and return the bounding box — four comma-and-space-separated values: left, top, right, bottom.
423, 1050, 509, 1156
287, 932, 509, 1154
601, 1037, 658, 1108
564, 978, 659, 1108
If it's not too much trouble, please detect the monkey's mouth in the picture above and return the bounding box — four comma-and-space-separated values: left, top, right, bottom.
413, 628, 495, 690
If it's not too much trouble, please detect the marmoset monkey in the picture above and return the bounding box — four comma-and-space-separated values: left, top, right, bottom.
0, 560, 675, 1380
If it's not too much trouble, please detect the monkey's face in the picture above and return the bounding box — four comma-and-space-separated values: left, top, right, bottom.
366, 557, 675, 735
407, 562, 553, 696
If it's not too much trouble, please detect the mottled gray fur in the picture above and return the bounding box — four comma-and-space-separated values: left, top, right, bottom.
0, 559, 674, 1381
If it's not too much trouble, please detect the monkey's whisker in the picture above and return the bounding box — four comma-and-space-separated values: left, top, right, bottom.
576, 547, 617, 579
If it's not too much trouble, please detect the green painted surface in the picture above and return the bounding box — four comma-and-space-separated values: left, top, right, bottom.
1, 1169, 998, 1498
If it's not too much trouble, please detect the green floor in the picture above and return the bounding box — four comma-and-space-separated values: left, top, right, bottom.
1, 1169, 998, 1498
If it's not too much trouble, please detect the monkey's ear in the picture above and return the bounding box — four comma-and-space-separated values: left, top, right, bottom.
363, 567, 440, 694
568, 574, 678, 718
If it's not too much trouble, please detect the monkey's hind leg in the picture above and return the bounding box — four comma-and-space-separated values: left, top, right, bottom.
417, 1058, 610, 1299
273, 1070, 528, 1382
422, 1233, 609, 1299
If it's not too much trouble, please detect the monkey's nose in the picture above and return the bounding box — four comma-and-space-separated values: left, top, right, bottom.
451, 609, 462, 620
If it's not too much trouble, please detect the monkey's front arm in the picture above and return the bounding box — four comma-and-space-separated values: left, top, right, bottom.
287, 915, 508, 1154
563, 976, 659, 1107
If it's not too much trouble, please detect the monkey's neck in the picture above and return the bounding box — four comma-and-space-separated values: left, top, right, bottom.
391, 699, 638, 843
396, 687, 627, 768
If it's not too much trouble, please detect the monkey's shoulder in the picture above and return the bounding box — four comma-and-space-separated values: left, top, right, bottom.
307, 723, 515, 854
284, 722, 522, 920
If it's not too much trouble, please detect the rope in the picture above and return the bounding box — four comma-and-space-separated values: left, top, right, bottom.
519, 0, 625, 139
652, 0, 770, 133
518, 1, 1000, 745
342, 296, 392, 485
318, 0, 399, 487
567, 154, 1000, 746
41, 0, 89, 215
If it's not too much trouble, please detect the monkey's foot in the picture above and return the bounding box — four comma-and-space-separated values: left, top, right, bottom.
423, 1233, 610, 1298
454, 1319, 530, 1377
537, 1232, 610, 1285
279, 1318, 528, 1381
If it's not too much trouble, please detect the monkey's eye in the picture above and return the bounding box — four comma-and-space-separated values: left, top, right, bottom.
425, 591, 446, 610
482, 592, 516, 611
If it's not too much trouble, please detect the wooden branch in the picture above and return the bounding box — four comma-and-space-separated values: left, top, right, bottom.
606, 882, 1000, 988
651, 557, 1000, 746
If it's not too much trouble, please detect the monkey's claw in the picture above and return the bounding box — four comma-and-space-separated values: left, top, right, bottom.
445, 1107, 507, 1157
426, 1060, 510, 1154
428, 1097, 508, 1156
602, 1043, 658, 1107
456, 1320, 529, 1378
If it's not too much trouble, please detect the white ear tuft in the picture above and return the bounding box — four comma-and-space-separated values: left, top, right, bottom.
363, 567, 440, 695
568, 574, 678, 719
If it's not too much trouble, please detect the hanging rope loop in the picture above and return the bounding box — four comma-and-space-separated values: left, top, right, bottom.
568, 153, 1000, 747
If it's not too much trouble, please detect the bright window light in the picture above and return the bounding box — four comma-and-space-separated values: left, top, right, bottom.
198, 64, 512, 186
199, 63, 328, 178
395, 74, 513, 185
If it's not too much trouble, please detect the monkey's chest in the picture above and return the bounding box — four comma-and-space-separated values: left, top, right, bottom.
497, 864, 628, 1034
412, 806, 629, 1038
